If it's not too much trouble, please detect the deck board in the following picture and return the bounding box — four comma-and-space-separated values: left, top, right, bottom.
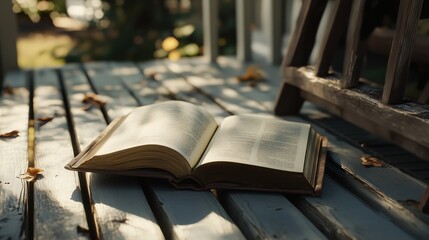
60, 64, 164, 239
83, 62, 245, 240
32, 68, 87, 239
0, 71, 29, 239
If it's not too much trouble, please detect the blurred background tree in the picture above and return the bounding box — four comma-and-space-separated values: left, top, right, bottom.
12, 0, 237, 67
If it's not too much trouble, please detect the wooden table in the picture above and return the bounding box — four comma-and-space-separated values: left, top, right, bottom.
1, 57, 428, 239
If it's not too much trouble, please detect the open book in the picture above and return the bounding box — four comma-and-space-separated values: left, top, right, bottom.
66, 101, 328, 195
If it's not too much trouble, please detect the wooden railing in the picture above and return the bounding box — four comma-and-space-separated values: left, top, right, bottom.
274, 0, 429, 212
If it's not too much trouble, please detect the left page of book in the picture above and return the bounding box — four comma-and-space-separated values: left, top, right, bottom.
91, 101, 218, 168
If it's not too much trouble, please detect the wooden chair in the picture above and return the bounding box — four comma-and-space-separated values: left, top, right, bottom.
274, 0, 429, 212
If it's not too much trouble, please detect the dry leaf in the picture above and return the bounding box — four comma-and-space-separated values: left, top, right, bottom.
146, 72, 158, 80
76, 225, 90, 236
0, 130, 19, 138
360, 155, 384, 167
399, 199, 420, 208
3, 85, 14, 95
236, 65, 264, 86
19, 167, 44, 182
82, 93, 106, 111
37, 116, 54, 127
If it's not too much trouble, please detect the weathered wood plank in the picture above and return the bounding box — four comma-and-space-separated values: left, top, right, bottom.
140, 59, 328, 239
283, 66, 429, 161
147, 181, 244, 240
293, 114, 429, 238
282, 0, 328, 67
32, 68, 87, 239
296, 177, 413, 239
164, 58, 268, 115
382, 0, 424, 104
342, 0, 366, 88
86, 62, 244, 239
163, 57, 429, 238
0, 71, 29, 239
61, 64, 165, 239
314, 0, 352, 76
220, 191, 326, 239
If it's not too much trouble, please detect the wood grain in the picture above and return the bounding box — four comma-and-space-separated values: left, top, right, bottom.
32, 68, 87, 239
61, 64, 165, 239
283, 66, 429, 161
0, 71, 29, 239
382, 0, 424, 104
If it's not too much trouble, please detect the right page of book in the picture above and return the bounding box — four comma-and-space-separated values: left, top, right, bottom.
198, 115, 310, 173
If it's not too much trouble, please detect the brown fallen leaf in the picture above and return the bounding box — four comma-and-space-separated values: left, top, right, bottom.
3, 85, 14, 95
76, 225, 90, 236
82, 93, 106, 111
146, 72, 158, 80
236, 65, 264, 86
37, 116, 54, 127
19, 167, 44, 182
0, 130, 19, 138
360, 155, 385, 167
399, 199, 420, 208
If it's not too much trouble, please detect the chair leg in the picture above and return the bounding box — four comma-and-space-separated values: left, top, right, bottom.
274, 82, 304, 115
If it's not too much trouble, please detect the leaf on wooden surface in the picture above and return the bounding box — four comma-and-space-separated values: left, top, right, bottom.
399, 199, 420, 208
37, 116, 54, 127
3, 85, 14, 95
19, 167, 44, 182
0, 130, 19, 138
76, 225, 90, 237
82, 93, 106, 111
146, 71, 158, 80
360, 155, 385, 167
236, 65, 264, 86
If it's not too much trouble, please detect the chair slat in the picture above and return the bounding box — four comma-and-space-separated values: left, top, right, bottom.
283, 0, 328, 67
315, 0, 352, 77
382, 0, 424, 104
203, 0, 218, 63
342, 0, 366, 89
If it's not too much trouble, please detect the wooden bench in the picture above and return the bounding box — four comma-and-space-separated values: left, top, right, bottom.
1, 0, 429, 239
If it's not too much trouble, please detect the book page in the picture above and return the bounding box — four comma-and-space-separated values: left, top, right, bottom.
198, 115, 310, 173
95, 101, 218, 168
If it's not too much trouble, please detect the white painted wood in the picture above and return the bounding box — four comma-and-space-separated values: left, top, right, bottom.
83, 62, 138, 121
138, 60, 229, 123
161, 56, 428, 238
264, 0, 282, 65
32, 68, 87, 239
148, 181, 245, 240
222, 192, 326, 239
294, 113, 429, 238
300, 177, 413, 239
147, 59, 329, 239
86, 62, 245, 239
236, 0, 252, 62
61, 64, 165, 239
0, 71, 28, 239
104, 61, 243, 239
0, 0, 18, 82
202, 0, 218, 62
